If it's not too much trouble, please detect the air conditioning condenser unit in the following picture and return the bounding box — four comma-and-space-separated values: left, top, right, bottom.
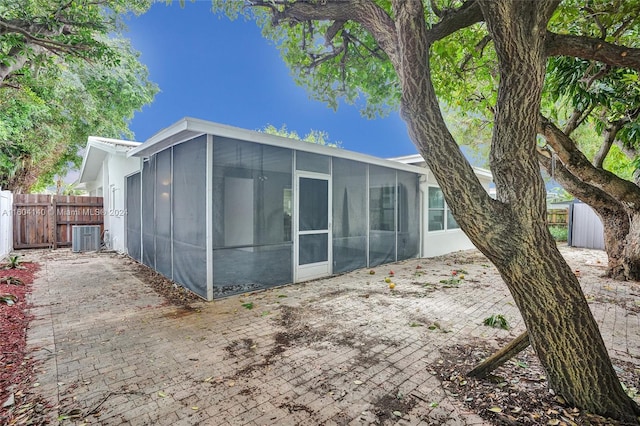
72, 225, 101, 252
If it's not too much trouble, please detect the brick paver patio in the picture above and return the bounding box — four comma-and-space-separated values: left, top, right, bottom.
23, 247, 639, 425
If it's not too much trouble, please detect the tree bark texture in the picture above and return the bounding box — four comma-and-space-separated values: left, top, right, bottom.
389, 0, 639, 421
619, 215, 640, 280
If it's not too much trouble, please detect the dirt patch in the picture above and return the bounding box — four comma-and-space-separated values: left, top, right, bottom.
224, 338, 256, 358
162, 305, 200, 319
126, 258, 200, 306
278, 402, 314, 416
371, 390, 418, 424
434, 342, 639, 425
220, 304, 398, 385
0, 260, 50, 426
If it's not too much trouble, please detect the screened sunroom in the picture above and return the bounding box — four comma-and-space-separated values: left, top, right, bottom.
124, 118, 496, 300
124, 118, 483, 300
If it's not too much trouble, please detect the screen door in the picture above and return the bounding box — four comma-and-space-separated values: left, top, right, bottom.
296, 173, 331, 281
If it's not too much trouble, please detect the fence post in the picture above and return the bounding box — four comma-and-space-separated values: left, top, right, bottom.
50, 196, 57, 249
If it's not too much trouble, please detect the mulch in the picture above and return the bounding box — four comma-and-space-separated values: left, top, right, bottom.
124, 256, 201, 306
434, 341, 640, 425
0, 260, 50, 425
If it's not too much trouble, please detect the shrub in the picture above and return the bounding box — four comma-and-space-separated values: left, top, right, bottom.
549, 226, 568, 242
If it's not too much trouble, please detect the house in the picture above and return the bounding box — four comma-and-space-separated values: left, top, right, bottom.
76, 136, 142, 252
388, 154, 493, 257
79, 118, 493, 300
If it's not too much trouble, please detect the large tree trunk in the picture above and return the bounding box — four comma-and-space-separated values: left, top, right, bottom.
600, 208, 633, 280
494, 234, 638, 420
538, 148, 640, 281
620, 214, 640, 280
390, 0, 639, 422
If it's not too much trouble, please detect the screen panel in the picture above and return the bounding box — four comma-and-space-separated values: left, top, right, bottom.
155, 148, 172, 278
141, 158, 155, 268
332, 158, 367, 273
212, 137, 293, 296
369, 165, 396, 266
125, 172, 141, 261
172, 136, 207, 298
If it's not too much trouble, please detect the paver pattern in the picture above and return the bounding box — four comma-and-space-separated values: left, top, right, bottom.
24, 247, 639, 425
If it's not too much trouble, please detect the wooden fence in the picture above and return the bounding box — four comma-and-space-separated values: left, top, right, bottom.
13, 194, 104, 249
547, 208, 569, 228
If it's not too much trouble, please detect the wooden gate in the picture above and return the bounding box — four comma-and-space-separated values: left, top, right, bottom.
13, 194, 104, 249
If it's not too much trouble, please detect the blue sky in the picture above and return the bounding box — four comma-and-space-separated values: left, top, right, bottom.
123, 2, 418, 158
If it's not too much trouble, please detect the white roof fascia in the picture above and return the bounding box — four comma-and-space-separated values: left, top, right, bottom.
388, 153, 493, 182
388, 154, 425, 164
87, 136, 141, 148
128, 117, 429, 175
472, 167, 493, 180
78, 137, 140, 183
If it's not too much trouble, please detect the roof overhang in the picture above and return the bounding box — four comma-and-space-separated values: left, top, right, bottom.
78, 136, 141, 184
128, 117, 432, 175
388, 153, 493, 182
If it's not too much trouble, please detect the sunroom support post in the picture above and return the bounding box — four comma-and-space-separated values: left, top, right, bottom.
205, 134, 214, 301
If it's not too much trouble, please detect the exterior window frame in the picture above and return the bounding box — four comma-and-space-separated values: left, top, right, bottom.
427, 186, 459, 232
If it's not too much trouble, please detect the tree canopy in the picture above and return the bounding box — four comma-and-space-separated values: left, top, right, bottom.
261, 123, 341, 147
0, 0, 156, 192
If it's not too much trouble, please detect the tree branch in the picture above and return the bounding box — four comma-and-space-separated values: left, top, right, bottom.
546, 32, 640, 72
459, 34, 491, 72
0, 44, 48, 86
429, 0, 444, 18
252, 0, 484, 71
0, 16, 102, 85
563, 104, 596, 136
538, 114, 640, 210
390, 0, 500, 250
257, 0, 401, 68
538, 148, 622, 212
425, 0, 483, 44
581, 64, 611, 90
583, 6, 607, 40
593, 119, 625, 168
325, 20, 345, 46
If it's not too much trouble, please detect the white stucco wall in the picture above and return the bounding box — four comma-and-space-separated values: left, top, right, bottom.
420, 171, 492, 258
105, 156, 141, 252
86, 163, 104, 196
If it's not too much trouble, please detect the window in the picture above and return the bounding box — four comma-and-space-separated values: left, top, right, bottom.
428, 187, 459, 231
